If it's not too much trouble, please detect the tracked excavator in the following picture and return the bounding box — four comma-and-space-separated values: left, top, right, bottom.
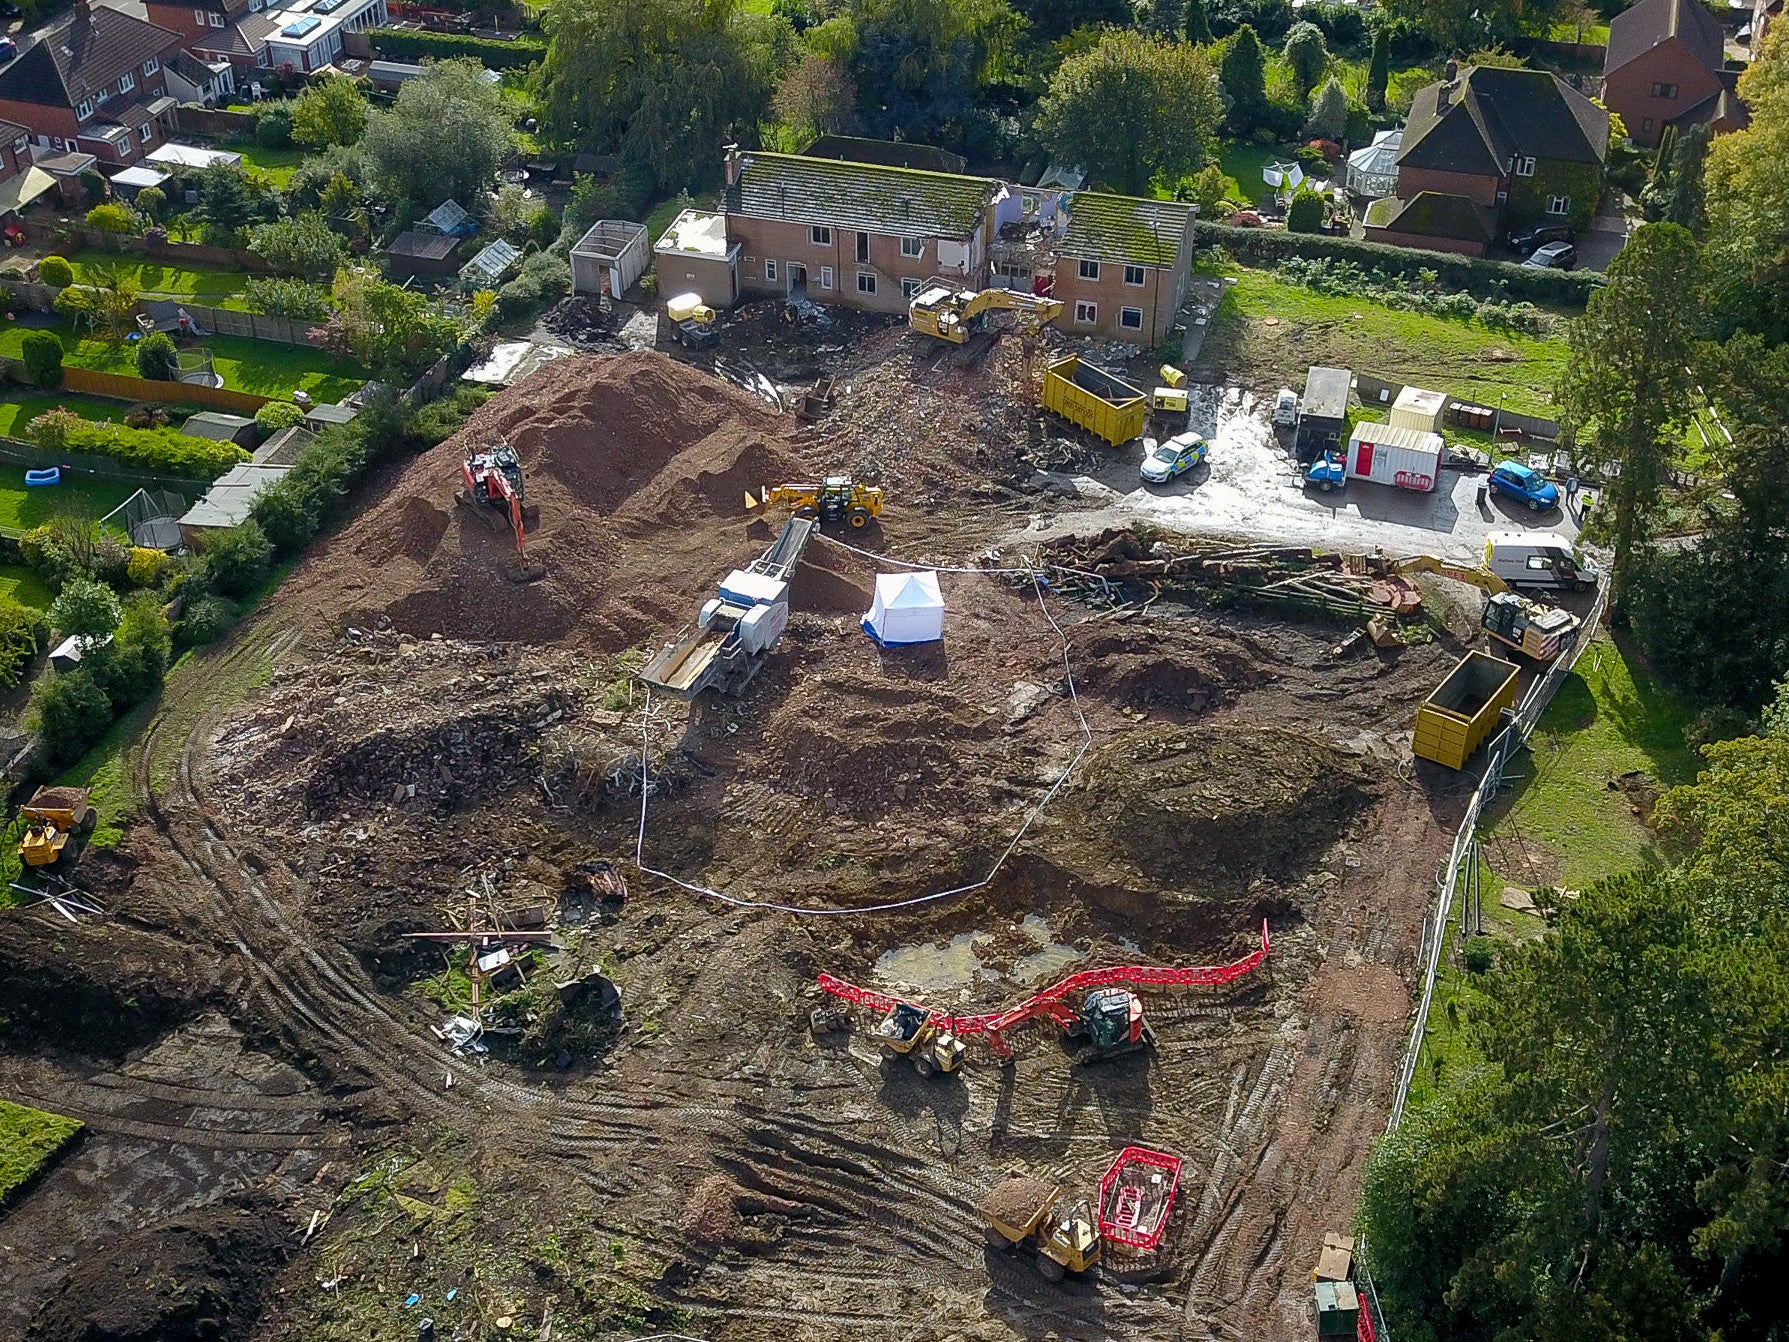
459, 443, 545, 582
909, 283, 1064, 343
639, 514, 818, 698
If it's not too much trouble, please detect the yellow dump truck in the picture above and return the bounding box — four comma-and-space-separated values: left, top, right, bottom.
1039, 355, 1147, 446
980, 1173, 1102, 1281
17, 786, 96, 868
1413, 652, 1520, 770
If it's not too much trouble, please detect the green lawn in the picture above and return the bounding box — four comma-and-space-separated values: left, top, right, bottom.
0, 322, 365, 401
644, 194, 694, 246
0, 474, 140, 534
1200, 263, 1572, 416
0, 1098, 82, 1202
65, 250, 254, 307
228, 142, 305, 187
1216, 141, 1283, 207
1547, 20, 1611, 43
1478, 631, 1699, 896
0, 392, 133, 439
0, 564, 54, 609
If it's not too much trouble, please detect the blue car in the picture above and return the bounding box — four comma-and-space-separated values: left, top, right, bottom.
1488, 461, 1560, 511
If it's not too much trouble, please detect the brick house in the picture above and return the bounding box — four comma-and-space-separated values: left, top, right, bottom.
0, 0, 184, 165
1049, 193, 1197, 345
143, 0, 256, 51
0, 116, 56, 218
720, 146, 1197, 343
1603, 0, 1748, 148
1365, 65, 1608, 256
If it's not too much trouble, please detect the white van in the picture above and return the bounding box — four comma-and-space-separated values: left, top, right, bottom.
1484, 532, 1600, 591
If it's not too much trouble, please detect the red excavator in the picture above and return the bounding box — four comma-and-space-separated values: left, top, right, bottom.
459, 444, 544, 581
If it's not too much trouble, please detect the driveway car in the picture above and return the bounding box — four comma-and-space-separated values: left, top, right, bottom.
1509, 223, 1574, 255
1487, 460, 1560, 511
1271, 387, 1299, 428
1140, 433, 1209, 484
1523, 241, 1577, 269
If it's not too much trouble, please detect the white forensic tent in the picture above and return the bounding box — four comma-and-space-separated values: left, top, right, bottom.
862, 571, 945, 647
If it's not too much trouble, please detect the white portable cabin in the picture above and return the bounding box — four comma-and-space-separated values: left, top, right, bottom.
1344, 422, 1444, 492
862, 571, 945, 647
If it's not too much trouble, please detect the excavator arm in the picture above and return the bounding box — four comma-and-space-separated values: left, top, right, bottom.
962, 289, 1064, 326
1387, 554, 1509, 595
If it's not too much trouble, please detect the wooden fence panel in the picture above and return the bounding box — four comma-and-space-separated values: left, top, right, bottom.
61, 366, 269, 414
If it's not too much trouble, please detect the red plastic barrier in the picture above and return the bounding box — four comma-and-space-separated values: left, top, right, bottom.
1097, 1145, 1182, 1249
818, 921, 1270, 1058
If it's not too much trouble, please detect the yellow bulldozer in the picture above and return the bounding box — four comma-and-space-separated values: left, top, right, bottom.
908, 284, 1063, 343
17, 786, 96, 869
747, 476, 884, 530
980, 1173, 1102, 1281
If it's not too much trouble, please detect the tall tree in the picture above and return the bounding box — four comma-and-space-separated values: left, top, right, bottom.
772, 51, 859, 144
1703, 22, 1789, 339
291, 74, 368, 149
1218, 24, 1267, 133
1555, 223, 1702, 606
1380, 0, 1562, 51
1033, 30, 1225, 196
1282, 20, 1327, 98
1365, 23, 1389, 110
362, 59, 511, 208
846, 0, 1006, 142
1185, 0, 1213, 43
1305, 76, 1347, 141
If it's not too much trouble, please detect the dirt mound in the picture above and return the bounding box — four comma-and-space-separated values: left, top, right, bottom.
273, 352, 811, 651
1068, 624, 1275, 713
678, 1173, 808, 1251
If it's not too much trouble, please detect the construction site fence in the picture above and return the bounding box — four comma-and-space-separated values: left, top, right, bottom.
1364, 580, 1611, 1341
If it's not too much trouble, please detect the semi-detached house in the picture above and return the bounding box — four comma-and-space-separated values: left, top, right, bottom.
721, 147, 1197, 346
0, 0, 184, 165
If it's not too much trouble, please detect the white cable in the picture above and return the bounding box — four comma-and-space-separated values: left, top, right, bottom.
633, 556, 1096, 917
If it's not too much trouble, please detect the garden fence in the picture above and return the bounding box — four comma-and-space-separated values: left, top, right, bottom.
61, 366, 269, 414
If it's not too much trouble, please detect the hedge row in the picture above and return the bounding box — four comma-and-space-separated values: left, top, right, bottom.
36, 414, 247, 479
1195, 221, 1603, 307
367, 27, 545, 68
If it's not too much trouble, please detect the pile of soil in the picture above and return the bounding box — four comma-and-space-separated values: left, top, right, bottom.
276, 352, 812, 650
980, 1174, 1055, 1229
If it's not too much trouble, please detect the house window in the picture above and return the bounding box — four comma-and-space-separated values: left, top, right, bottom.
900, 236, 923, 259
1120, 306, 1143, 331
140, 122, 154, 145
810, 225, 830, 246
1078, 258, 1100, 281
1074, 300, 1097, 324
194, 7, 207, 22
901, 277, 922, 299
143, 57, 160, 75
1547, 194, 1570, 215
764, 259, 777, 282
209, 11, 225, 24
819, 265, 833, 290
856, 231, 869, 263
75, 99, 93, 120
1641, 117, 1654, 133
1651, 82, 1678, 98
1123, 264, 1145, 287
1514, 157, 1535, 177
119, 72, 135, 93
856, 271, 876, 294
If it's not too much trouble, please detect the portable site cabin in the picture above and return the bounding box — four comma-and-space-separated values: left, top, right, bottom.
1344, 422, 1444, 492
862, 571, 945, 647
1295, 366, 1351, 460
1387, 385, 1447, 435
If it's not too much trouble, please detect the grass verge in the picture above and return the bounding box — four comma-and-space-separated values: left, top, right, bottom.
0, 564, 53, 609
0, 474, 141, 534
0, 392, 134, 438
1199, 261, 1572, 416
0, 1097, 83, 1203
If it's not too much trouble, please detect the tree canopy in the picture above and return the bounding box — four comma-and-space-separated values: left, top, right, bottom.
291, 75, 368, 149
1705, 22, 1789, 340
362, 59, 512, 208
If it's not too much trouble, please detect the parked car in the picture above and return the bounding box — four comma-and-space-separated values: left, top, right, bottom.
1523, 241, 1577, 270
1305, 451, 1346, 492
1508, 223, 1574, 255
1271, 387, 1299, 428
1140, 432, 1208, 484
0, 37, 16, 63
1487, 460, 1560, 511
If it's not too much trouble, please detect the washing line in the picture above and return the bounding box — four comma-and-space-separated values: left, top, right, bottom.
632, 550, 1100, 917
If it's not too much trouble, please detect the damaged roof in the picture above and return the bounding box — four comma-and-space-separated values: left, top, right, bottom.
1060, 193, 1195, 268
727, 151, 998, 239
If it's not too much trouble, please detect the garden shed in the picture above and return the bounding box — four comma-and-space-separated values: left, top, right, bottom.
181, 411, 257, 449
387, 229, 463, 282
570, 219, 649, 299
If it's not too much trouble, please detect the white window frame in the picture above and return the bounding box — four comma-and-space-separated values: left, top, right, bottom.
1515, 156, 1535, 177
210, 11, 225, 24
140, 122, 154, 145
764, 259, 777, 282
900, 236, 923, 259
1123, 264, 1145, 287
119, 71, 135, 93
1119, 305, 1143, 331
194, 7, 207, 23
1078, 258, 1100, 281
1547, 194, 1570, 216
856, 271, 876, 294
1074, 300, 1097, 325
144, 57, 160, 75
75, 98, 93, 120
810, 225, 830, 246
818, 265, 833, 290
900, 277, 922, 299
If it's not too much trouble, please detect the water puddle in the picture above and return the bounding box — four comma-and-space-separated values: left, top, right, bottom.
874, 933, 1000, 996
1011, 913, 1085, 983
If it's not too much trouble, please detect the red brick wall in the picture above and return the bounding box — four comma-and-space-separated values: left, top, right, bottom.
1054, 259, 1173, 344
728, 213, 984, 315
1362, 226, 1488, 257
1603, 42, 1722, 147
144, 1, 212, 46
1394, 166, 1503, 208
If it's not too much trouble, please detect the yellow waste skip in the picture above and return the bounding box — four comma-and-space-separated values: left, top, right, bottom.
1413, 652, 1520, 770
1040, 355, 1147, 446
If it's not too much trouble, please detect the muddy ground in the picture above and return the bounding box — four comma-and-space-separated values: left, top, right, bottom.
0, 343, 1472, 1341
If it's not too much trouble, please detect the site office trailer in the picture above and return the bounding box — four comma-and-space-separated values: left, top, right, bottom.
1344, 422, 1444, 492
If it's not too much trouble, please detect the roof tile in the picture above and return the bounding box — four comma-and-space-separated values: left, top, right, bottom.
727, 151, 998, 240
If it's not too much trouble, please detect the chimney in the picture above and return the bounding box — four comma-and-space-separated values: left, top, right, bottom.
1445, 59, 1458, 81
723, 143, 742, 188
74, 0, 94, 25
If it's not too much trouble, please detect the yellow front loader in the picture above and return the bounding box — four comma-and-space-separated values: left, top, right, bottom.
909, 284, 1064, 343
746, 476, 884, 530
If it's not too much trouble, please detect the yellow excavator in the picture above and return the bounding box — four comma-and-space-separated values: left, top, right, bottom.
1386, 553, 1509, 594
747, 476, 884, 530
909, 284, 1064, 343
17, 786, 96, 868
980, 1173, 1102, 1281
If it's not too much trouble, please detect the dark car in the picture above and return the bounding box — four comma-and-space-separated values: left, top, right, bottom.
1509, 223, 1575, 255
1523, 241, 1578, 270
